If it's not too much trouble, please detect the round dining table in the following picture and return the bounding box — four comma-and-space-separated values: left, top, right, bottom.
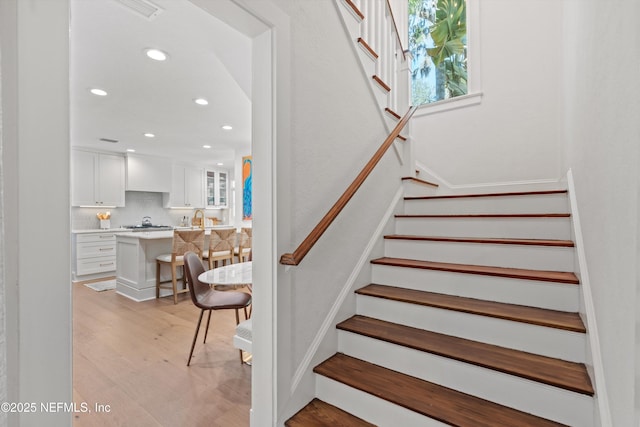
198, 261, 252, 287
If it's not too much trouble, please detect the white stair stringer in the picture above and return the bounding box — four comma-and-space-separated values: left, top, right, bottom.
355, 293, 586, 363
384, 238, 575, 271
337, 331, 594, 427
404, 191, 569, 215
371, 263, 580, 312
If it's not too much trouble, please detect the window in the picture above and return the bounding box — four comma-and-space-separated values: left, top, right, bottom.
409, 0, 467, 106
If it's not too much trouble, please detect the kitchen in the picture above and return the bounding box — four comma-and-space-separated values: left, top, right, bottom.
69, 0, 254, 297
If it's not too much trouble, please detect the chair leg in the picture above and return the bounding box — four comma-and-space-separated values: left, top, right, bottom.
203, 310, 213, 344
187, 310, 205, 366
155, 261, 161, 299
244, 306, 248, 320
171, 264, 178, 304
235, 309, 240, 325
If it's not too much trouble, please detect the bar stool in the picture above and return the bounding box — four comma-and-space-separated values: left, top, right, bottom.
202, 228, 236, 270
234, 227, 252, 263
156, 229, 205, 304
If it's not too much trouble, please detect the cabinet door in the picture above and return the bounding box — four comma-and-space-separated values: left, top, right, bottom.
185, 167, 204, 207
168, 164, 187, 207
206, 170, 216, 207
97, 154, 125, 207
71, 150, 97, 206
217, 171, 228, 207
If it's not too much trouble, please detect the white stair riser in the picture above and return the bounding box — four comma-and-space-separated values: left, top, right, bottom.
402, 181, 438, 197
338, 332, 594, 427
315, 375, 449, 427
384, 239, 575, 271
404, 193, 569, 215
395, 216, 572, 239
356, 295, 586, 362
371, 264, 580, 312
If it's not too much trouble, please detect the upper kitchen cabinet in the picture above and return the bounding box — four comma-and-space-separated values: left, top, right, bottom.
206, 169, 228, 208
72, 149, 125, 207
163, 164, 205, 208
125, 154, 172, 193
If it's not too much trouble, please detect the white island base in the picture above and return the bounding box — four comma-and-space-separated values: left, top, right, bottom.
115, 228, 230, 301
115, 231, 177, 301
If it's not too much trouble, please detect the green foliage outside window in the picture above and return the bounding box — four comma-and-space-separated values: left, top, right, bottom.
409, 0, 468, 105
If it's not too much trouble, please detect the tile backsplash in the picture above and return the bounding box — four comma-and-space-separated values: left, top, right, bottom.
71, 191, 227, 230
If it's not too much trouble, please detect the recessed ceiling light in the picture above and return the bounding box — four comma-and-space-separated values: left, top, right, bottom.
194, 98, 209, 106
217, 162, 224, 166
144, 48, 168, 61
202, 145, 211, 149
221, 125, 233, 130
144, 133, 155, 138
90, 88, 108, 96
126, 149, 136, 152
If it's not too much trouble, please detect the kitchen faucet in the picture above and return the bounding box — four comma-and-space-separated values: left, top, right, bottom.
192, 209, 205, 229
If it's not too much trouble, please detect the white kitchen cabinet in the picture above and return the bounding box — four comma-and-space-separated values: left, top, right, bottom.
74, 232, 117, 279
163, 164, 204, 208
125, 153, 172, 193
206, 169, 228, 208
71, 149, 125, 207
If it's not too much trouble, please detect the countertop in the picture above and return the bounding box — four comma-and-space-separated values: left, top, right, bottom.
72, 225, 236, 235
72, 228, 130, 234
112, 226, 240, 240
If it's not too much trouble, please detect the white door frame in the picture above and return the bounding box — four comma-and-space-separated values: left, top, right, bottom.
1, 0, 290, 425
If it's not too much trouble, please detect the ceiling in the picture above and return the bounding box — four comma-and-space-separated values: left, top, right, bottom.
70, 0, 253, 167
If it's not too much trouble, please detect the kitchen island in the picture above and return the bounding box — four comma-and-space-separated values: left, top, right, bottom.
115, 228, 233, 301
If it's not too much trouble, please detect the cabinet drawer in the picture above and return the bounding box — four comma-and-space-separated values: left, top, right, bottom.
76, 256, 116, 276
77, 233, 117, 243
77, 242, 116, 259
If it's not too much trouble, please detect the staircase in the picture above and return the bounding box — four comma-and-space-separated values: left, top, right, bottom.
286, 186, 594, 426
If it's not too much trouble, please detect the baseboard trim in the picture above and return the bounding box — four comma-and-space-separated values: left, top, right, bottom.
567, 168, 612, 427
414, 161, 565, 194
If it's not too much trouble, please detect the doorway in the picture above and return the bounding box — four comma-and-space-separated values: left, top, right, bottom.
71, 0, 273, 424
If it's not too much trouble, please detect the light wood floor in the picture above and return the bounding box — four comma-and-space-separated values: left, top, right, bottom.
73, 282, 251, 427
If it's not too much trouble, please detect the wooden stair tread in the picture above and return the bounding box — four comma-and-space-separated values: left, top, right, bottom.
384, 234, 575, 247
356, 284, 586, 333
356, 37, 378, 58
401, 176, 439, 187
285, 398, 375, 427
405, 189, 568, 200
344, 0, 365, 20
337, 316, 593, 395
396, 213, 571, 218
372, 75, 390, 92
315, 353, 568, 426
384, 107, 401, 120
371, 257, 580, 284
356, 284, 585, 332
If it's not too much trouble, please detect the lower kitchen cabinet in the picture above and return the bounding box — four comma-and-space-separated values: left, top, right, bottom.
73, 232, 117, 280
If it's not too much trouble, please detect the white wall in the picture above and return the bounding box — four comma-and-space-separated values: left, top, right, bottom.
267, 0, 407, 421
561, 0, 640, 425
1, 1, 72, 426
411, 0, 564, 188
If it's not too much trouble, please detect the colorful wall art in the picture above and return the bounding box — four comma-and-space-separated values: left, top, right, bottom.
242, 156, 252, 220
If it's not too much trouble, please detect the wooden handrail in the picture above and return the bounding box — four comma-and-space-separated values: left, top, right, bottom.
280, 106, 417, 266
385, 0, 407, 60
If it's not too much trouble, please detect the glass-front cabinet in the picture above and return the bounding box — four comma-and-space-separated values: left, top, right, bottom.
206, 170, 228, 208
